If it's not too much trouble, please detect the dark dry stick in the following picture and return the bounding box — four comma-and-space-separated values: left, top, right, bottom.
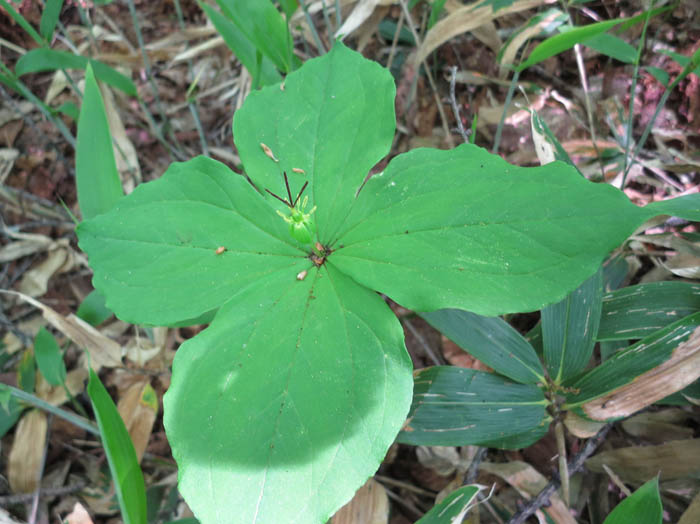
0, 482, 87, 506
465, 447, 488, 485
507, 423, 613, 524
449, 66, 470, 144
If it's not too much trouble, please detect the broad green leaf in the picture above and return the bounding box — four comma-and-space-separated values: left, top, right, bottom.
34, 327, 66, 386
397, 367, 548, 448
417, 484, 481, 524
200, 2, 281, 87
15, 49, 137, 96
542, 266, 602, 383
76, 289, 113, 326
583, 33, 637, 63
163, 263, 412, 523
87, 369, 147, 524
420, 309, 544, 384
564, 312, 700, 418
76, 63, 124, 220
603, 477, 662, 524
77, 156, 304, 325
233, 43, 395, 244
77, 42, 700, 524
598, 281, 700, 341
332, 144, 648, 316
40, 0, 64, 42
216, 0, 293, 73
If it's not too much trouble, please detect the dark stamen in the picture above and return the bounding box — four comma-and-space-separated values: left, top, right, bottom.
293, 181, 308, 207
283, 172, 294, 204
265, 188, 292, 207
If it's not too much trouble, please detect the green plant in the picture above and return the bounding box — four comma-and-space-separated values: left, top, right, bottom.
75, 43, 699, 523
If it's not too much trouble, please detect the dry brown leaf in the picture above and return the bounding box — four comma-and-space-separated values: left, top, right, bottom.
531, 109, 556, 165
586, 439, 700, 483
416, 0, 557, 66
100, 82, 141, 190
480, 461, 576, 524
416, 446, 462, 477
65, 502, 94, 524
582, 327, 700, 420
36, 368, 89, 406
563, 411, 606, 438
678, 489, 700, 524
621, 409, 695, 443
117, 379, 159, 463
0, 507, 26, 524
17, 239, 76, 297
663, 252, 700, 279
0, 229, 52, 264
2, 291, 122, 369
335, 0, 384, 38
331, 478, 389, 524
0, 147, 19, 184
8, 409, 48, 493
498, 9, 561, 76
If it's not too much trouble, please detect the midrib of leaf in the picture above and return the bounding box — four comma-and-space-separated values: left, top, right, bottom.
555, 295, 573, 384
463, 320, 545, 383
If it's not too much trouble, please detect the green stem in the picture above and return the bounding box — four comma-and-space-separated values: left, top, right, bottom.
492, 69, 520, 154
2, 384, 100, 436
620, 3, 653, 188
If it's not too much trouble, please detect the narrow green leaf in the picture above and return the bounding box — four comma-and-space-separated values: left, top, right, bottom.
76, 289, 113, 326
397, 367, 548, 448
16, 47, 84, 73
598, 281, 700, 341
542, 267, 603, 383
517, 6, 669, 72
233, 43, 395, 243
583, 33, 637, 63
333, 144, 648, 316
18, 349, 36, 393
33, 327, 66, 386
39, 0, 64, 42
530, 108, 581, 172
77, 156, 304, 326
216, 0, 292, 72
163, 264, 412, 523
76, 63, 124, 220
55, 100, 79, 120
15, 49, 137, 96
417, 485, 481, 524
518, 19, 622, 71
420, 309, 544, 384
603, 477, 662, 524
0, 0, 43, 46
0, 395, 23, 438
644, 193, 700, 221
565, 312, 700, 410
278, 0, 298, 19
644, 66, 669, 86
87, 369, 147, 524
89, 59, 138, 97
200, 2, 281, 87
